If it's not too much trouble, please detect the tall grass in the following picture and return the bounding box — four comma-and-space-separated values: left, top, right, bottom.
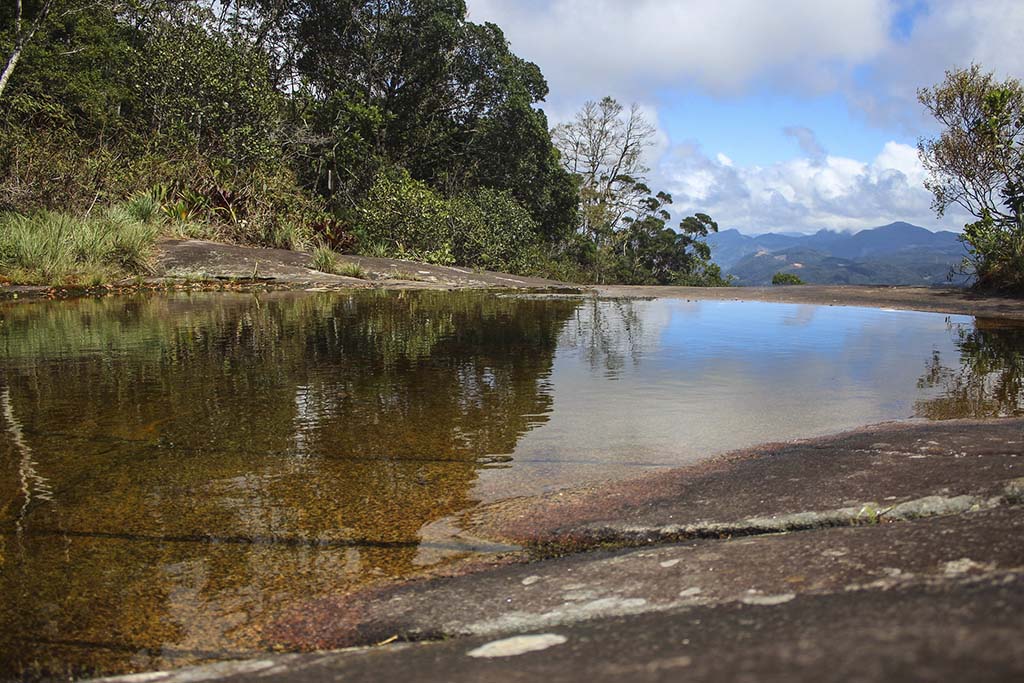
310, 242, 339, 274
0, 209, 160, 286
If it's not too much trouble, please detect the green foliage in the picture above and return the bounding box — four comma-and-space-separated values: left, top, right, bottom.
310, 242, 340, 274
0, 209, 159, 285
135, 16, 284, 165
919, 65, 1024, 293
356, 168, 457, 265
608, 192, 728, 286
336, 262, 368, 279
772, 272, 805, 285
355, 168, 544, 273
0, 0, 587, 281
1, 1, 742, 285
550, 97, 729, 286
450, 188, 541, 273
124, 192, 162, 224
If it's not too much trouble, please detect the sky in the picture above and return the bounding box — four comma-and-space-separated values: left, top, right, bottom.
464, 0, 1024, 234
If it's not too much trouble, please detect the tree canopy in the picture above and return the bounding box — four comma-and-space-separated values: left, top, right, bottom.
0, 1, 724, 284
551, 97, 727, 285
918, 64, 1024, 292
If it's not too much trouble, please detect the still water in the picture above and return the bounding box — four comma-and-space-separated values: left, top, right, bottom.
1, 291, 1022, 678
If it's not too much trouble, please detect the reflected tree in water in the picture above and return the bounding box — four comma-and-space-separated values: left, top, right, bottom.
0, 291, 578, 678
916, 318, 1024, 418
561, 299, 649, 378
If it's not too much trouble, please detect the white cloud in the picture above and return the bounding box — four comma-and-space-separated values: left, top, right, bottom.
657, 139, 966, 233
463, 1, 1015, 232
469, 0, 1024, 129
872, 141, 926, 186
852, 0, 1024, 130
466, 0, 891, 102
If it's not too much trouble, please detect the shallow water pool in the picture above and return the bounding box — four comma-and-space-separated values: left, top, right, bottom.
1, 291, 1021, 677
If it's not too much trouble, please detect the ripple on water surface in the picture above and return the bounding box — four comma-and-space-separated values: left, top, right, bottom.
1, 291, 1022, 678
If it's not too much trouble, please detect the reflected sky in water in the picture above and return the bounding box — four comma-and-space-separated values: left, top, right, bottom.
1, 291, 1021, 678
487, 298, 1003, 496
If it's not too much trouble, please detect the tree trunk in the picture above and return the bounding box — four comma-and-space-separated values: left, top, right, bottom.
0, 0, 53, 103
0, 46, 24, 101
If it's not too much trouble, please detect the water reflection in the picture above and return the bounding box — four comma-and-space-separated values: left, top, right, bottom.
0, 291, 576, 678
1, 293, 1022, 679
916, 318, 1024, 418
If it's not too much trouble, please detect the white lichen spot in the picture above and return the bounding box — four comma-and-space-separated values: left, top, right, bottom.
467, 633, 568, 658
943, 558, 987, 576
741, 593, 796, 606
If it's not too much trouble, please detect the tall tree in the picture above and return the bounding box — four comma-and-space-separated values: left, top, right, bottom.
552, 96, 725, 285
1, 0, 57, 100
918, 64, 1024, 292
551, 96, 656, 243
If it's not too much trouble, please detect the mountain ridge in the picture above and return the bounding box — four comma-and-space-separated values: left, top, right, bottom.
707, 222, 967, 286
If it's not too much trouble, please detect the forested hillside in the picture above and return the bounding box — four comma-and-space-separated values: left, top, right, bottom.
0, 1, 723, 286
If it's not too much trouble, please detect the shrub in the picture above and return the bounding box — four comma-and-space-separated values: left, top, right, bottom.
451, 188, 540, 273
356, 168, 456, 265
772, 271, 805, 285
310, 242, 340, 274
355, 168, 543, 272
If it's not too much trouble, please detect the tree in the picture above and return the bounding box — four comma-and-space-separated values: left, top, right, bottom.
0, 0, 578, 274
552, 96, 726, 285
552, 96, 656, 244
918, 64, 1024, 292
0, 0, 57, 100
290, 1, 575, 236
772, 272, 804, 285
615, 198, 724, 285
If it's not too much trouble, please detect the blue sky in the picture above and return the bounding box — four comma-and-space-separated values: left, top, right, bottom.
466, 0, 1024, 234
655, 89, 904, 168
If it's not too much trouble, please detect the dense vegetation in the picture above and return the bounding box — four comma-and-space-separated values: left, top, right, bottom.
919, 65, 1024, 293
0, 1, 724, 286
771, 272, 804, 285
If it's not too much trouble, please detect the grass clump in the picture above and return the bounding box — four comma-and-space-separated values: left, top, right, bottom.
123, 192, 162, 224
0, 209, 160, 286
336, 262, 367, 279
310, 242, 339, 274
309, 244, 368, 279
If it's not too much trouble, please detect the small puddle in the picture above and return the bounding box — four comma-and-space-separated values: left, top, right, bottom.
1, 291, 1021, 678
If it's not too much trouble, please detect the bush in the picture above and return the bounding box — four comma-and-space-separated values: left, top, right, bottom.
356, 168, 457, 265
772, 271, 805, 285
0, 209, 160, 285
355, 168, 543, 272
451, 188, 540, 273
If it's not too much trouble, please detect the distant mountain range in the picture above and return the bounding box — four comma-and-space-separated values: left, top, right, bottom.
706, 222, 969, 286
